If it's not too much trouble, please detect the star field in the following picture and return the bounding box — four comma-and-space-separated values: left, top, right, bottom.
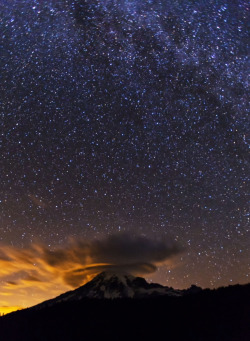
1, 0, 249, 293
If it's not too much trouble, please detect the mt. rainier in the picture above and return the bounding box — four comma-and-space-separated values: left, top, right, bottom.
34, 271, 186, 309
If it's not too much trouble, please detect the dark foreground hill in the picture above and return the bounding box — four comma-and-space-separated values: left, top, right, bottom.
0, 279, 249, 341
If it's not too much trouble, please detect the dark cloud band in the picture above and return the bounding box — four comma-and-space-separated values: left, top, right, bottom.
0, 233, 181, 289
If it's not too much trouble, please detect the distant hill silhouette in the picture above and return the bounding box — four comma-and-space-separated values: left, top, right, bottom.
0, 274, 249, 341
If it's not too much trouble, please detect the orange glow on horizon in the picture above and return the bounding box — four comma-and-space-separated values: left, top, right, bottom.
0, 306, 23, 315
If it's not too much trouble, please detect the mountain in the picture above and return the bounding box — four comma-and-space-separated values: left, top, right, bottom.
35, 272, 184, 310
0, 275, 249, 341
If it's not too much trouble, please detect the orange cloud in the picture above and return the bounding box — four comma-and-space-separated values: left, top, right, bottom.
0, 233, 181, 309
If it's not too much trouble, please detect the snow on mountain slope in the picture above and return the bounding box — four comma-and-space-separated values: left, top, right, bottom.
76, 271, 183, 299
33, 271, 193, 310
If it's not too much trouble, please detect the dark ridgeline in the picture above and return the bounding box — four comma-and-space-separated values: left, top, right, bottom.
0, 273, 249, 341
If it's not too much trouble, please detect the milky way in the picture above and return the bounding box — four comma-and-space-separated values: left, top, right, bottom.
1, 0, 249, 293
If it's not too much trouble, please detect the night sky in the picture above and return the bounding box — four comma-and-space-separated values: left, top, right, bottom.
0, 0, 249, 310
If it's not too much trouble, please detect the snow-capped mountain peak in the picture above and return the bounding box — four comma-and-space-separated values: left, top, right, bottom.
33, 271, 190, 310
81, 271, 165, 298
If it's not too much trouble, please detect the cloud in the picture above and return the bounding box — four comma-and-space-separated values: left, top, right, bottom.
38, 233, 180, 287
0, 250, 12, 261
89, 233, 180, 264
6, 281, 17, 286
0, 233, 181, 307
64, 263, 158, 287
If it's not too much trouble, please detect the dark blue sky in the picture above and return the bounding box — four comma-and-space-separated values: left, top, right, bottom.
1, 0, 249, 290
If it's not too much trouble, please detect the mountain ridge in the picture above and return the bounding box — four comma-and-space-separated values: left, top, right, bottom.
0, 280, 249, 341
33, 271, 188, 310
